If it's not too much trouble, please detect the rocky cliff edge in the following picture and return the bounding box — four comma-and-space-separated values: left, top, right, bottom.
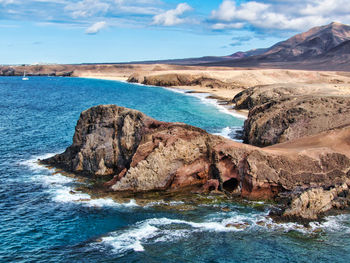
41, 104, 350, 221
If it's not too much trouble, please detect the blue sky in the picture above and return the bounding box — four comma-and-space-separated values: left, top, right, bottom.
0, 0, 349, 64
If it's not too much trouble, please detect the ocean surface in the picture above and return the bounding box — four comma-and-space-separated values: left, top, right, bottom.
0, 76, 350, 263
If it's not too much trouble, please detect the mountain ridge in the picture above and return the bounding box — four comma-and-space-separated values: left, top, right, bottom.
199, 22, 350, 70
131, 22, 350, 71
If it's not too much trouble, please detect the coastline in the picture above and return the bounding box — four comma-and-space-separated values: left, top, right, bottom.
77, 75, 249, 119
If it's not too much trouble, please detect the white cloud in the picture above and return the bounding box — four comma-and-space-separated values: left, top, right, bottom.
65, 0, 109, 18
301, 0, 350, 16
211, 22, 244, 30
113, 0, 162, 15
85, 21, 107, 34
210, 0, 350, 31
152, 3, 193, 26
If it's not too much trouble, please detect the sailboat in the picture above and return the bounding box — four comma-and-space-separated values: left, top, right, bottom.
22, 71, 29, 81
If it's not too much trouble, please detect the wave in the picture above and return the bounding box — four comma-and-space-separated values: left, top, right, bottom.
166, 88, 245, 141
183, 91, 247, 120
165, 86, 246, 120
19, 152, 58, 172
144, 200, 185, 208
19, 153, 138, 209
96, 211, 350, 254
213, 126, 243, 141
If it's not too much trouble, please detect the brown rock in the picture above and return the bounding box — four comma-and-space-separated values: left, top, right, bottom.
41, 104, 350, 220
127, 73, 236, 90
282, 181, 350, 220
234, 84, 350, 147
244, 96, 350, 146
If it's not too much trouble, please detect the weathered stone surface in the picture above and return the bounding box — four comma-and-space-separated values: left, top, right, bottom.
232, 84, 308, 110
42, 105, 217, 193
128, 73, 236, 89
244, 96, 350, 146
42, 104, 350, 220
283, 181, 350, 220
233, 84, 350, 147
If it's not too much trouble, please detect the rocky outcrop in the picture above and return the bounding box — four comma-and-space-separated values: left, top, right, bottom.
233, 84, 350, 147
128, 73, 238, 89
42, 105, 217, 192
0, 65, 74, 77
42, 104, 350, 220
244, 96, 350, 146
281, 182, 350, 220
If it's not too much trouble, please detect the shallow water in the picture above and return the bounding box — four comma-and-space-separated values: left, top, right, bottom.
1, 77, 349, 263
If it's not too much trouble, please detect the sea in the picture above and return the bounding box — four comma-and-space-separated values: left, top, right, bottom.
0, 76, 350, 263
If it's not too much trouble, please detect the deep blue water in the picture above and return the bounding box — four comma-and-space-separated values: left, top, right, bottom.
1, 76, 350, 263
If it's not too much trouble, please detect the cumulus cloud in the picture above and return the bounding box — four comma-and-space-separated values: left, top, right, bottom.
210, 0, 350, 31
152, 3, 193, 26
85, 21, 107, 34
211, 1, 268, 22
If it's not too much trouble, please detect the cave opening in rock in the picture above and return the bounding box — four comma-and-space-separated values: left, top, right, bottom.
208, 185, 216, 192
223, 178, 239, 192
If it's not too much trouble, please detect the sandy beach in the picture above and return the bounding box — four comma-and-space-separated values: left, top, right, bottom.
73, 64, 350, 120
72, 64, 350, 100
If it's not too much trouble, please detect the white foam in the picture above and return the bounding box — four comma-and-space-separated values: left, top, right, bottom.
184, 91, 247, 120
213, 126, 243, 141
309, 214, 350, 233
19, 152, 58, 172
97, 210, 350, 255
85, 198, 139, 208
33, 173, 74, 186
52, 186, 91, 203
144, 200, 185, 208
101, 222, 159, 253
20, 153, 139, 209
165, 87, 188, 94
98, 215, 258, 254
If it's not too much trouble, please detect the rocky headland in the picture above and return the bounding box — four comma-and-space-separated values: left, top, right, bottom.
32, 21, 350, 223
41, 102, 350, 222
233, 84, 350, 146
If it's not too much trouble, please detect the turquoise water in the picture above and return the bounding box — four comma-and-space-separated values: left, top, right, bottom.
1, 77, 350, 263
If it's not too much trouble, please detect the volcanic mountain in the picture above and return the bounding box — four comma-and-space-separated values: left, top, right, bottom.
135, 22, 350, 71
200, 22, 350, 71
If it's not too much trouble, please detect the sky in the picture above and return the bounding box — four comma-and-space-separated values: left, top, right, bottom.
0, 0, 349, 64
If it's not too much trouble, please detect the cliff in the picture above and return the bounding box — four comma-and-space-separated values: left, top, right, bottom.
233, 84, 350, 146
41, 105, 350, 221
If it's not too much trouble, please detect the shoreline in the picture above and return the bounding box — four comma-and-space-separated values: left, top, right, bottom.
77, 75, 249, 119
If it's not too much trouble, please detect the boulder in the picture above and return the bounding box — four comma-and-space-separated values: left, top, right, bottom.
283, 182, 350, 220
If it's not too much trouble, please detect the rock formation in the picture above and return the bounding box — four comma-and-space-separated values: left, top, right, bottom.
128, 73, 236, 90
282, 182, 350, 220
42, 104, 350, 221
233, 84, 350, 147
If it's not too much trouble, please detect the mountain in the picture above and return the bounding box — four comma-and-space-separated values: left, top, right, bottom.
200, 22, 350, 71
126, 22, 350, 71
261, 22, 350, 61
130, 48, 267, 65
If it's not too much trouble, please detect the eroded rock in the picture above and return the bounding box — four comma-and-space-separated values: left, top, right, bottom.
41, 104, 350, 220
283, 181, 350, 220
